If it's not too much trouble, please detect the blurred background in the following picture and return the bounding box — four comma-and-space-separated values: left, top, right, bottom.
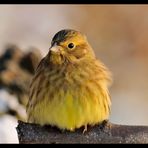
0, 5, 148, 143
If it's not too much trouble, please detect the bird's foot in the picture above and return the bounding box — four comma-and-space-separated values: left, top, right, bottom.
83, 125, 87, 134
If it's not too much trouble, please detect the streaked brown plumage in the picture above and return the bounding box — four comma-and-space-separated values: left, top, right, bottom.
26, 29, 112, 132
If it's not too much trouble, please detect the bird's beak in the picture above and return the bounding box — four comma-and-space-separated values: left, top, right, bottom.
49, 45, 61, 54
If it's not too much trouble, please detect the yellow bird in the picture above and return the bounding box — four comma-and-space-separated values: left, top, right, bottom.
26, 29, 112, 132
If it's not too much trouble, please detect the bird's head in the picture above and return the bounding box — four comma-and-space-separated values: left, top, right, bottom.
48, 29, 95, 65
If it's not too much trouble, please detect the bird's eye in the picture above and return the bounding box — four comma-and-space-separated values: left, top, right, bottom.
68, 43, 75, 49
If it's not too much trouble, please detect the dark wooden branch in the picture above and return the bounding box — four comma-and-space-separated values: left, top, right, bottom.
16, 120, 148, 144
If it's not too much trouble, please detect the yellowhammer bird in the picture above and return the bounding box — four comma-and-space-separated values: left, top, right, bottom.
26, 29, 112, 132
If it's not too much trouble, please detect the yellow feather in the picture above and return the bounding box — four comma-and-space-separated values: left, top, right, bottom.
27, 29, 112, 132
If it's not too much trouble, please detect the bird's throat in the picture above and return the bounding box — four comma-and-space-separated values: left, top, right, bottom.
49, 52, 64, 65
